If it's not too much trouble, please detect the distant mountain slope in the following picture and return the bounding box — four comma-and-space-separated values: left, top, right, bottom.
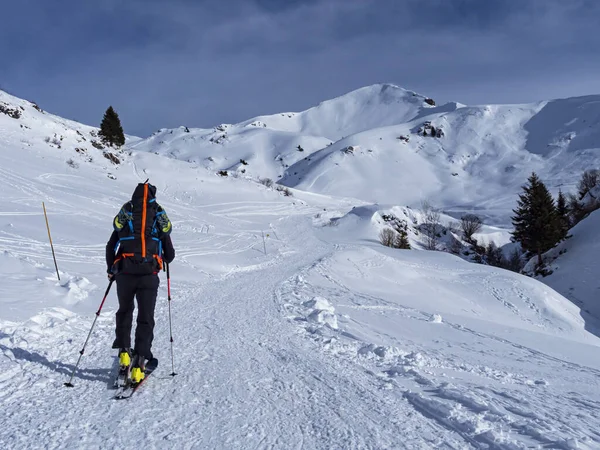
128, 124, 332, 182
281, 96, 600, 224
237, 84, 447, 140
127, 84, 448, 182
126, 84, 600, 226
524, 95, 600, 155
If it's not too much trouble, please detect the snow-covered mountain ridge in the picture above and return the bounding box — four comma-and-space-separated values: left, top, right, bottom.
4, 83, 599, 226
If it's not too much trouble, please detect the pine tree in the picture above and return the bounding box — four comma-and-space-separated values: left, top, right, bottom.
394, 229, 411, 249
567, 193, 586, 225
507, 248, 523, 273
99, 106, 125, 147
485, 241, 504, 267
511, 173, 561, 268
556, 189, 570, 241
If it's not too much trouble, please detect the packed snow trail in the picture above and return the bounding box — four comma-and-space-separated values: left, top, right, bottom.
2, 214, 600, 448
0, 217, 469, 449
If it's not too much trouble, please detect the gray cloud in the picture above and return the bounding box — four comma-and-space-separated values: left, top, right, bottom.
2, 0, 599, 136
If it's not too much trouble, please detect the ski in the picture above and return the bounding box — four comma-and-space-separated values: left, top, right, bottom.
114, 358, 158, 400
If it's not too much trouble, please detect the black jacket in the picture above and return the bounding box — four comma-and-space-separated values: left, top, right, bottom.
106, 231, 175, 273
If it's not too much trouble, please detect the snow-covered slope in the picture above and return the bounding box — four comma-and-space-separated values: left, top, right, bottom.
130, 124, 332, 182
129, 84, 443, 182
127, 84, 600, 228
1, 89, 600, 448
0, 89, 140, 179
527, 208, 600, 330
282, 98, 600, 225
236, 84, 444, 140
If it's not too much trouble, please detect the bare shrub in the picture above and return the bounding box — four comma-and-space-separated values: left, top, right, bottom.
260, 178, 274, 188
577, 169, 600, 199
66, 158, 78, 169
276, 185, 293, 196
421, 201, 441, 250
568, 191, 600, 226
460, 214, 482, 243
379, 229, 395, 247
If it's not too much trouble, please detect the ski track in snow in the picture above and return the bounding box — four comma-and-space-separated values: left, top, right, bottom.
2, 209, 600, 448
0, 220, 466, 449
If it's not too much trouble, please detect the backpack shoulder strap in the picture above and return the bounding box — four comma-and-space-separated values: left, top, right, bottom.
155, 203, 172, 236
114, 202, 134, 233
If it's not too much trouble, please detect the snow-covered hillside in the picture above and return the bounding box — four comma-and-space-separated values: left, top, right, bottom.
127, 85, 440, 183
0, 89, 139, 177
282, 96, 600, 225
526, 208, 600, 330
1, 89, 600, 448
125, 84, 600, 227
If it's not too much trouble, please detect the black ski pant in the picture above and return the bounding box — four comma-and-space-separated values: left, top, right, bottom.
113, 273, 159, 359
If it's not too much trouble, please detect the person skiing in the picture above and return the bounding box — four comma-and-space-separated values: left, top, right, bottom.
105, 181, 174, 383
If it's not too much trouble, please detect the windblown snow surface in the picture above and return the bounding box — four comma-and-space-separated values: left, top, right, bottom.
1, 88, 600, 449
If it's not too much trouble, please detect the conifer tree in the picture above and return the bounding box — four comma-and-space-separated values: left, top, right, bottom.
394, 228, 411, 249
511, 173, 560, 268
556, 189, 570, 241
99, 106, 125, 147
485, 241, 504, 267
507, 248, 523, 273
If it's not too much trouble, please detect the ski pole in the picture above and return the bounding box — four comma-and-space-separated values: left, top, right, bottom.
64, 280, 114, 387
166, 262, 177, 377
42, 202, 60, 281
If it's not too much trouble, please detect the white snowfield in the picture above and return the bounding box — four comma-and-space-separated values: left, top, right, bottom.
1, 88, 600, 449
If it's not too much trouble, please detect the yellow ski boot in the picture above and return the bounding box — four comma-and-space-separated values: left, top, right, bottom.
118, 349, 131, 369
130, 355, 146, 384
130, 366, 145, 384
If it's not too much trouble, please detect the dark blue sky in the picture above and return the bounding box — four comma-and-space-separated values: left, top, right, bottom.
2, 0, 599, 137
